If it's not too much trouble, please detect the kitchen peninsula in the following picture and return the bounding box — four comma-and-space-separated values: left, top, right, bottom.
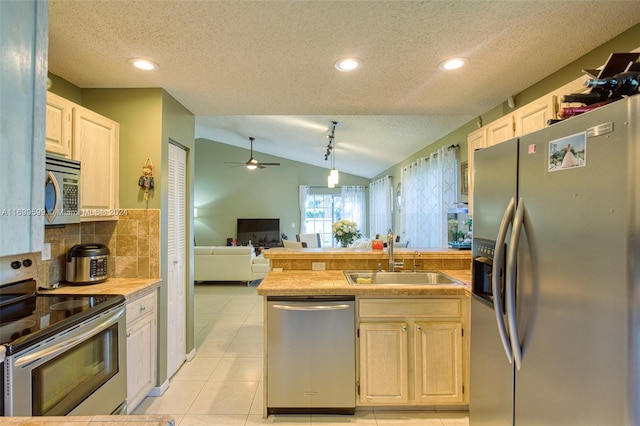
262, 247, 471, 272
258, 247, 472, 416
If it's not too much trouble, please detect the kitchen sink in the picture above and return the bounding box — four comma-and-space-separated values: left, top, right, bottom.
344, 270, 463, 286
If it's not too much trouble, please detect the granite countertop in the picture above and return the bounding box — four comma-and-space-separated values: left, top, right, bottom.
263, 247, 471, 260
257, 269, 471, 297
42, 277, 161, 300
1, 414, 174, 425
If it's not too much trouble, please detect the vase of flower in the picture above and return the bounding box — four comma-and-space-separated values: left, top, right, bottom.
332, 219, 362, 248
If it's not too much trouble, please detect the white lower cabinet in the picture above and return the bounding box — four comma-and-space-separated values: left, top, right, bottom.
126, 289, 157, 413
358, 297, 468, 407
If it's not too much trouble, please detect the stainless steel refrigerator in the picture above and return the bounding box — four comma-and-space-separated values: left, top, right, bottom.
470, 95, 640, 425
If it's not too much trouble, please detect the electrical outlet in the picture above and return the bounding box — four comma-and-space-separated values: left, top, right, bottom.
312, 262, 326, 271
42, 243, 51, 261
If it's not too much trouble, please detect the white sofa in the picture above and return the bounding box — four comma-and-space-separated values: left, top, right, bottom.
194, 246, 271, 284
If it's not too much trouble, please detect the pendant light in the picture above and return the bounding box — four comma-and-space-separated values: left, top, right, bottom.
326, 121, 339, 188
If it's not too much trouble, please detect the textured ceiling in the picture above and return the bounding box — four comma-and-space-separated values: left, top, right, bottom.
48, 1, 640, 178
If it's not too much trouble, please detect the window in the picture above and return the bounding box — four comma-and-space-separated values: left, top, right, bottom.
299, 185, 367, 248
303, 193, 342, 247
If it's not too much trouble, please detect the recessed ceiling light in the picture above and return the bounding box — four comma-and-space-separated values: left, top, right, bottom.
334, 58, 362, 72
438, 57, 468, 71
129, 58, 159, 71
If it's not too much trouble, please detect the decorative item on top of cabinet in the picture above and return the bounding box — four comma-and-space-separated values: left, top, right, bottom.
126, 288, 157, 413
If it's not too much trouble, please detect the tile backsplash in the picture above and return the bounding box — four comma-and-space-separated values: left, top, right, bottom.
38, 209, 160, 288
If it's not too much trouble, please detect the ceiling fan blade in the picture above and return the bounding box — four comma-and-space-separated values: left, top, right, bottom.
227, 137, 280, 169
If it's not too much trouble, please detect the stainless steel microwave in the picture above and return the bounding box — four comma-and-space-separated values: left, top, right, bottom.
45, 154, 80, 226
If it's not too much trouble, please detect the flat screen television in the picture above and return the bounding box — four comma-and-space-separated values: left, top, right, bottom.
236, 218, 281, 247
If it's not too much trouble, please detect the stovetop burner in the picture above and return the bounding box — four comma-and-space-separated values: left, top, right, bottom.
1, 289, 124, 355
0, 254, 125, 356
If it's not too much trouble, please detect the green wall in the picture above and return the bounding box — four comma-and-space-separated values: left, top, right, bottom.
82, 88, 165, 209
194, 139, 370, 246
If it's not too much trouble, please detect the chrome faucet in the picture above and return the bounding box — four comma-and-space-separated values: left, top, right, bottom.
387, 229, 404, 271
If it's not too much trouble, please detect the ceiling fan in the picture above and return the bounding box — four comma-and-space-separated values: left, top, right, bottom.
225, 137, 280, 170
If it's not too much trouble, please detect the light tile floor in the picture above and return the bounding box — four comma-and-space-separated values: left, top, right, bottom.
134, 283, 470, 425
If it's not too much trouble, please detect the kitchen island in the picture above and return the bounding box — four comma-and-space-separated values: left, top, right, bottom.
257, 266, 471, 416
263, 247, 470, 271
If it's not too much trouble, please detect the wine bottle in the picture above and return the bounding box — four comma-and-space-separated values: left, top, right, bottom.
584, 71, 640, 96
561, 90, 610, 105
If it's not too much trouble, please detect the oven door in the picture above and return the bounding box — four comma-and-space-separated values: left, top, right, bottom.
5, 305, 127, 416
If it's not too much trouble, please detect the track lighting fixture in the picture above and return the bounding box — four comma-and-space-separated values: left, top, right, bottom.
325, 121, 340, 188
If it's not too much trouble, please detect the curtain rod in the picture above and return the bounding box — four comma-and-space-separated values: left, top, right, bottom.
306, 185, 368, 188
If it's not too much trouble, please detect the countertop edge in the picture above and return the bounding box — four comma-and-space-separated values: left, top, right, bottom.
42, 278, 162, 300
256, 270, 471, 297
0, 414, 175, 425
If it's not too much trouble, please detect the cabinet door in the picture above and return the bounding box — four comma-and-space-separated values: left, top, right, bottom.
45, 92, 72, 157
359, 322, 408, 404
485, 114, 514, 147
126, 312, 157, 413
414, 321, 464, 404
466, 128, 485, 215
514, 95, 557, 136
72, 106, 119, 219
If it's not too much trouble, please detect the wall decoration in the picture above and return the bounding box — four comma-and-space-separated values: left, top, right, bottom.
460, 161, 469, 195
138, 157, 155, 200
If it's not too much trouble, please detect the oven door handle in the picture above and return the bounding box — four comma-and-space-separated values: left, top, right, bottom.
14, 306, 125, 368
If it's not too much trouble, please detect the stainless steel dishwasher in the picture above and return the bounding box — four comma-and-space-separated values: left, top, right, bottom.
266, 295, 355, 415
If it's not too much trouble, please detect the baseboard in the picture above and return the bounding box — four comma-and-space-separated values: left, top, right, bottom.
149, 379, 170, 397
186, 347, 196, 362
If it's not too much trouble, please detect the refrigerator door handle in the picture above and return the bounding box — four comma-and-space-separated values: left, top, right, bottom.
494, 196, 516, 364
506, 197, 525, 370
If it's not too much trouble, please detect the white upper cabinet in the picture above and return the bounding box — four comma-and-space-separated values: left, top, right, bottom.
466, 128, 485, 215
45, 92, 73, 158
514, 94, 557, 136
45, 93, 120, 221
72, 105, 120, 220
485, 114, 515, 147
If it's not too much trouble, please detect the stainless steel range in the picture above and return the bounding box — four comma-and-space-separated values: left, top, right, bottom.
0, 253, 127, 416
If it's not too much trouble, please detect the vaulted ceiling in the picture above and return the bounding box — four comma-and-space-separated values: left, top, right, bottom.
48, 1, 640, 178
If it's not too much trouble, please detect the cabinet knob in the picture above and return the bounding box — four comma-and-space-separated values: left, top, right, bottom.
402, 325, 407, 332
140, 306, 146, 312
416, 325, 421, 331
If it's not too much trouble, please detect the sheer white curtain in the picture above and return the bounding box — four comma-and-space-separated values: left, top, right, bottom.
369, 176, 393, 238
341, 185, 366, 232
401, 146, 458, 247
299, 185, 310, 233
